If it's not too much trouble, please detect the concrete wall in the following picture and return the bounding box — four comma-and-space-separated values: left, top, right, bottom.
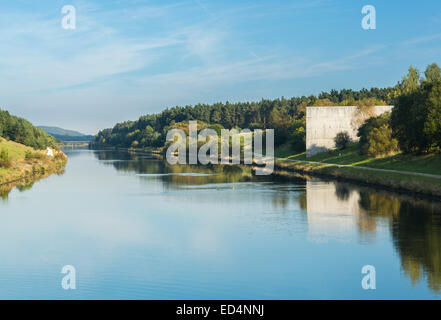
306, 105, 393, 157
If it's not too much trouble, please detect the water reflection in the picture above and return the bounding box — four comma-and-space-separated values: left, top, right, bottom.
93, 149, 307, 190
1, 174, 61, 201
306, 179, 441, 293
92, 150, 441, 294
359, 191, 441, 293
2, 148, 440, 298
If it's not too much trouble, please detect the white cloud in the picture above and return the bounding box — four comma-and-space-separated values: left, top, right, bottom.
401, 33, 441, 46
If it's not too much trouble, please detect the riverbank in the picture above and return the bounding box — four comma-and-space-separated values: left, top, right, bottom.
0, 138, 67, 196
88, 143, 441, 198
273, 144, 441, 199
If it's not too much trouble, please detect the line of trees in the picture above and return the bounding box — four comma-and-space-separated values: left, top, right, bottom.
92, 87, 395, 152
0, 109, 57, 150
391, 63, 441, 153
357, 63, 441, 156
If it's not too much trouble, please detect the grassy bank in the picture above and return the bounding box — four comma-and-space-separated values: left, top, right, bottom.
274, 143, 441, 198
0, 138, 67, 196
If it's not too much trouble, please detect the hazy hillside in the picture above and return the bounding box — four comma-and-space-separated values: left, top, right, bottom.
37, 126, 94, 142
37, 126, 86, 137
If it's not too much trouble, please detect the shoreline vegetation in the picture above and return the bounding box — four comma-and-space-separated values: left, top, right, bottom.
0, 138, 67, 199
0, 108, 68, 198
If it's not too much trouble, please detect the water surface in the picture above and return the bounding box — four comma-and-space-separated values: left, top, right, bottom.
0, 149, 440, 299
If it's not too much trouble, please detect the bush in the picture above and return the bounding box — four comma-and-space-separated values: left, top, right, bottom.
25, 150, 44, 160
289, 119, 306, 152
366, 125, 399, 157
334, 131, 352, 150
0, 149, 11, 168
358, 112, 399, 156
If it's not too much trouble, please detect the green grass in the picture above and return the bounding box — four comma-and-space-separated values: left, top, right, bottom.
0, 138, 33, 162
276, 143, 441, 176
275, 158, 441, 197
0, 138, 67, 187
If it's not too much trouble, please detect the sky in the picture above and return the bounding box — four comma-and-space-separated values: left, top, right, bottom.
0, 0, 440, 134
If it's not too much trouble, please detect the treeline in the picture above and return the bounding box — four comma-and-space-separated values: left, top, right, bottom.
92, 87, 395, 152
0, 109, 57, 150
357, 63, 441, 156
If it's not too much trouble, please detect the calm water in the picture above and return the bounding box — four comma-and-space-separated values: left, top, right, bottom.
0, 148, 440, 299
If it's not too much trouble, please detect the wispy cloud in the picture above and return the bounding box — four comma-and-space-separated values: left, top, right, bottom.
401, 33, 441, 46
1, 0, 440, 133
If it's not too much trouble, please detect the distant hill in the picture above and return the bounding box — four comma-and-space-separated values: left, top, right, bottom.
37, 126, 94, 142
37, 126, 86, 137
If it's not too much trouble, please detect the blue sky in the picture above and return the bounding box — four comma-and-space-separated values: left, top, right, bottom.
0, 0, 440, 134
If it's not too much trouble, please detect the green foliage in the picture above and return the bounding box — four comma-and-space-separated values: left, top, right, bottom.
0, 109, 57, 149
391, 79, 441, 153
206, 123, 224, 136
389, 66, 421, 102
25, 150, 44, 160
424, 63, 441, 83
334, 131, 352, 150
92, 87, 394, 151
0, 149, 10, 168
289, 119, 306, 153
358, 113, 399, 156
365, 125, 399, 157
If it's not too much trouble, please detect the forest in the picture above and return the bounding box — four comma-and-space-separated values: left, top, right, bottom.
91, 87, 394, 152
0, 109, 58, 150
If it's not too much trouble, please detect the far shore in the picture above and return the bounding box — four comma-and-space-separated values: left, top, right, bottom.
86, 144, 441, 200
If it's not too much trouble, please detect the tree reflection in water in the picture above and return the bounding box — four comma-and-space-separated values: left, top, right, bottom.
358, 191, 441, 293
94, 150, 441, 293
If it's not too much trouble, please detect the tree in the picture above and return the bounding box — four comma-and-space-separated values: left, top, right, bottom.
0, 109, 57, 150
0, 149, 10, 168
290, 119, 306, 152
391, 80, 441, 153
334, 131, 352, 150
423, 81, 441, 148
390, 66, 421, 102
424, 63, 441, 83
401, 66, 421, 93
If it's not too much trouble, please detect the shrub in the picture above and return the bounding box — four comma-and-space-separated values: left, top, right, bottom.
334, 131, 352, 150
54, 152, 66, 160
366, 125, 399, 157
25, 150, 44, 160
289, 119, 306, 152
358, 112, 399, 156
0, 149, 11, 168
